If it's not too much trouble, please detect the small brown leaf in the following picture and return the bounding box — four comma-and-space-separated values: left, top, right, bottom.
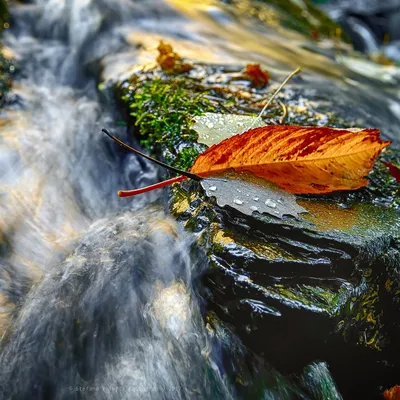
243, 64, 270, 87
384, 385, 400, 400
156, 40, 193, 74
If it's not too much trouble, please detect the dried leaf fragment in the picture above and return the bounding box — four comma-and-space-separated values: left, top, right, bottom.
384, 385, 400, 400
191, 125, 390, 194
243, 63, 270, 87
156, 40, 193, 74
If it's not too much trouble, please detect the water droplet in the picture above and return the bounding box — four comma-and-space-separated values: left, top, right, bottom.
206, 122, 214, 129
208, 186, 217, 192
265, 199, 277, 208
253, 197, 259, 202
236, 188, 241, 193
233, 199, 243, 205
277, 197, 284, 204
250, 206, 258, 211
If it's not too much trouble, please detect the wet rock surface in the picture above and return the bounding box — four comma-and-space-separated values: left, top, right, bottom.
171, 177, 400, 399
116, 60, 400, 399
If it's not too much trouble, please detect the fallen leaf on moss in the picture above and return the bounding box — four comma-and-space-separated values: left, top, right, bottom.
243, 63, 270, 87
384, 385, 400, 400
156, 40, 193, 74
190, 125, 390, 194
383, 161, 400, 183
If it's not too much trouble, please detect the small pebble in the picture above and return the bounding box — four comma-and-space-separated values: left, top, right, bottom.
253, 197, 259, 202
233, 199, 243, 205
265, 199, 277, 208
250, 206, 258, 211
208, 186, 217, 192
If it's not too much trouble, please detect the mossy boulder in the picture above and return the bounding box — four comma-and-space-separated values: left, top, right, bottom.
115, 62, 400, 398
225, 0, 349, 42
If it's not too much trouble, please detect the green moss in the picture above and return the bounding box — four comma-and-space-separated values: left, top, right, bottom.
119, 77, 214, 170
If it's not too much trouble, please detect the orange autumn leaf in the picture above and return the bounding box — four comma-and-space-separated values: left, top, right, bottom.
244, 64, 270, 87
190, 125, 390, 194
384, 385, 400, 400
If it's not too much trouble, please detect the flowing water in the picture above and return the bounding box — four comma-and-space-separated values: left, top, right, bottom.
0, 1, 235, 398
0, 0, 398, 399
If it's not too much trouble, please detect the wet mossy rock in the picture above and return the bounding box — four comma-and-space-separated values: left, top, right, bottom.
117, 63, 400, 399
224, 0, 350, 42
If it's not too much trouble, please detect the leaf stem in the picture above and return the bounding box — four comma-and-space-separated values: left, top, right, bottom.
102, 128, 202, 181
250, 67, 302, 128
118, 175, 187, 197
